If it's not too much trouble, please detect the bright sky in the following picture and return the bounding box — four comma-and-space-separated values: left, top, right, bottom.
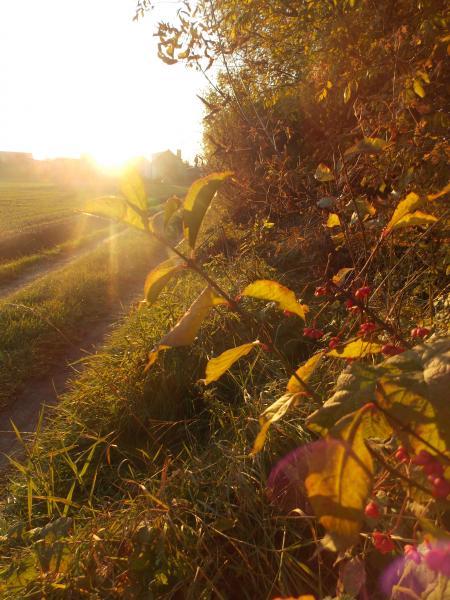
0, 0, 206, 166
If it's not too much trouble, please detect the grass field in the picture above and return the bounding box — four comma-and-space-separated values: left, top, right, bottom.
0, 228, 165, 409
0, 181, 87, 235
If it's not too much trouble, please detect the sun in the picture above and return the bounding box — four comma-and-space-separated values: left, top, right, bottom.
89, 149, 133, 174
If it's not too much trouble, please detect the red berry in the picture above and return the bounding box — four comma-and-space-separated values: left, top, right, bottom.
314, 286, 327, 297
373, 531, 395, 554
364, 501, 380, 518
260, 343, 272, 352
395, 447, 409, 462
283, 310, 295, 317
381, 344, 405, 356
329, 336, 340, 349
303, 328, 323, 340
345, 299, 355, 309
411, 449, 433, 466
359, 321, 376, 336
411, 327, 430, 338
355, 286, 371, 300
423, 461, 444, 477
431, 477, 450, 499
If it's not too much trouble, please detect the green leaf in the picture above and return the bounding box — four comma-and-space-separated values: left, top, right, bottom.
242, 279, 309, 320
183, 171, 233, 248
84, 196, 145, 230
201, 341, 259, 385
328, 339, 383, 359
143, 258, 185, 305
120, 169, 148, 215
146, 287, 227, 370
344, 137, 387, 157
314, 163, 335, 182
305, 407, 374, 550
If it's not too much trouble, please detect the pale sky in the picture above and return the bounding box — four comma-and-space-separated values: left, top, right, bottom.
0, 0, 206, 165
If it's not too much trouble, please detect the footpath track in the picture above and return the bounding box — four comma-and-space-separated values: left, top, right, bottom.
0, 239, 166, 470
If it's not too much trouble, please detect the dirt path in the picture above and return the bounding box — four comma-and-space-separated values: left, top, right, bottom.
0, 228, 123, 300
0, 243, 167, 470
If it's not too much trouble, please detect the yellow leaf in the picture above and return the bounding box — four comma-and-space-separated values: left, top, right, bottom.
428, 182, 450, 201
326, 213, 341, 228
251, 392, 302, 455
83, 196, 145, 230
385, 192, 422, 232
242, 280, 308, 320
390, 210, 438, 231
344, 137, 387, 157
413, 78, 426, 98
344, 82, 352, 104
145, 287, 227, 370
164, 195, 182, 229
183, 171, 233, 248
120, 168, 148, 214
328, 339, 383, 359
287, 353, 323, 393
314, 163, 335, 182
305, 408, 374, 550
201, 341, 259, 385
331, 267, 353, 287
144, 258, 185, 305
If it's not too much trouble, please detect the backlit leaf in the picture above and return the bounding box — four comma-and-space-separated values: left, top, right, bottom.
428, 182, 450, 201
120, 168, 148, 214
314, 163, 335, 182
242, 280, 308, 320
287, 353, 323, 394
183, 171, 233, 248
201, 341, 259, 385
389, 210, 437, 231
413, 78, 426, 98
385, 192, 423, 232
343, 82, 352, 104
251, 392, 302, 455
305, 408, 374, 550
84, 196, 145, 230
331, 267, 353, 287
326, 213, 341, 228
344, 137, 387, 157
144, 258, 185, 305
145, 287, 227, 370
328, 339, 383, 359
164, 195, 182, 229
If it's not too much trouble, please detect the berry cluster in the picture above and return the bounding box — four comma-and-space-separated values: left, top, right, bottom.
354, 285, 371, 300
373, 531, 395, 554
411, 327, 430, 338
358, 321, 376, 336
411, 450, 450, 499
314, 286, 327, 297
303, 327, 324, 340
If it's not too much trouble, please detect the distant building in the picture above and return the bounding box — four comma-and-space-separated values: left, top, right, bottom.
0, 151, 33, 164
150, 149, 201, 184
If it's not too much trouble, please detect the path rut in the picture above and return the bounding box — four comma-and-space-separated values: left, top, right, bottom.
0, 228, 123, 300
